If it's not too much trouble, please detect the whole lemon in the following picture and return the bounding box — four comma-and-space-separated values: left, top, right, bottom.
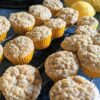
71, 1, 96, 18
64, 0, 81, 7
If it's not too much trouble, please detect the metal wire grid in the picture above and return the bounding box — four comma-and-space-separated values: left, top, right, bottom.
0, 26, 96, 100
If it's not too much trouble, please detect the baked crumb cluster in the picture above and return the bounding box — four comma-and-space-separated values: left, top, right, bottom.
77, 16, 98, 27
0, 16, 10, 34
9, 12, 35, 27
61, 35, 93, 52
45, 51, 79, 81
26, 26, 52, 41
78, 45, 100, 70
56, 7, 79, 25
0, 65, 42, 100
0, 44, 3, 55
44, 18, 66, 28
29, 5, 52, 21
4, 36, 34, 58
75, 25, 97, 36
92, 33, 100, 45
50, 76, 100, 100
43, 0, 63, 13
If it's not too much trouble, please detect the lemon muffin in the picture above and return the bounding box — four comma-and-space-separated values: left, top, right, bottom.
0, 16, 10, 42
77, 16, 99, 29
44, 18, 66, 39
4, 36, 34, 64
75, 25, 98, 36
92, 33, 100, 45
0, 44, 3, 62
9, 12, 35, 35
26, 26, 52, 50
29, 5, 52, 26
56, 7, 79, 26
0, 65, 42, 100
78, 45, 100, 78
61, 35, 93, 53
45, 51, 79, 82
50, 76, 100, 100
43, 0, 63, 16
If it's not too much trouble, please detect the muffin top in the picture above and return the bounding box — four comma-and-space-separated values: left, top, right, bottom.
0, 16, 10, 34
29, 5, 52, 21
43, 0, 63, 11
61, 35, 93, 52
56, 7, 79, 25
4, 36, 34, 58
0, 44, 3, 55
50, 76, 100, 100
75, 25, 97, 36
78, 45, 100, 70
44, 18, 66, 28
26, 26, 52, 41
0, 65, 42, 100
9, 12, 35, 27
92, 33, 100, 45
45, 51, 79, 82
77, 16, 98, 27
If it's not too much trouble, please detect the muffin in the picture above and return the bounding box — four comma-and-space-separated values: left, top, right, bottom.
45, 51, 79, 82
77, 45, 100, 78
29, 5, 52, 26
44, 18, 66, 39
77, 16, 99, 29
92, 33, 100, 45
75, 25, 98, 37
61, 35, 93, 53
43, 0, 63, 16
26, 26, 52, 50
0, 65, 42, 100
0, 16, 10, 42
9, 12, 35, 34
50, 76, 100, 100
4, 36, 34, 65
56, 7, 79, 26
0, 44, 3, 62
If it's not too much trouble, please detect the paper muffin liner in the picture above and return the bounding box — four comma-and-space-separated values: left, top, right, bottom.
34, 34, 52, 50
0, 55, 3, 63
6, 51, 34, 65
11, 22, 34, 35
0, 32, 7, 42
52, 26, 66, 39
82, 66, 100, 78
35, 18, 44, 26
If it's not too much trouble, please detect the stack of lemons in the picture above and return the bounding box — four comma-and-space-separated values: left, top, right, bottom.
64, 0, 100, 18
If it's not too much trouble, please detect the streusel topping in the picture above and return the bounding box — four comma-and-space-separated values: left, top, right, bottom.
4, 36, 34, 58
92, 33, 100, 45
50, 76, 100, 100
26, 26, 52, 41
9, 12, 35, 27
44, 18, 66, 28
0, 16, 10, 35
56, 7, 79, 25
0, 65, 42, 100
45, 51, 79, 81
77, 16, 98, 27
43, 0, 63, 11
0, 44, 3, 55
78, 45, 100, 70
29, 5, 52, 21
75, 25, 97, 36
61, 35, 93, 52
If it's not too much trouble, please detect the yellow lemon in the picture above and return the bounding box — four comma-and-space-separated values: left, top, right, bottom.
71, 1, 96, 18
85, 0, 100, 12
64, 0, 81, 7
